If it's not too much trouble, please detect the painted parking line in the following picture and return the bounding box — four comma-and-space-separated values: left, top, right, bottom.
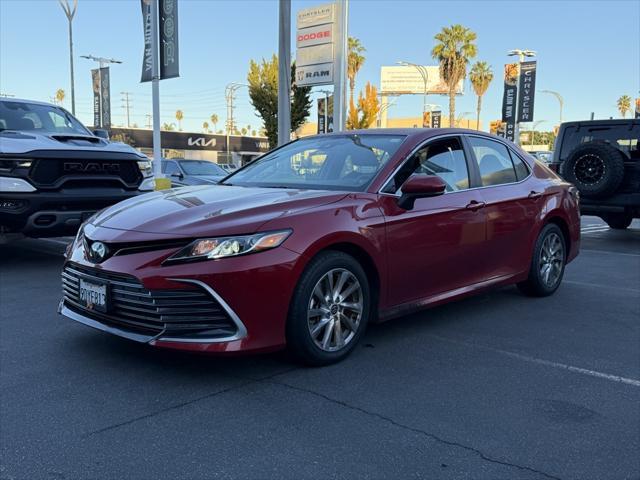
564, 280, 640, 293
429, 334, 640, 388
581, 249, 640, 258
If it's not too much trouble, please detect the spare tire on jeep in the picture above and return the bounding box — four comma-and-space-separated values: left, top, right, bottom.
560, 142, 625, 198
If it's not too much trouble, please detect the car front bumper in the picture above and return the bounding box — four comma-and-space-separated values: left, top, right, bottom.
60, 233, 304, 353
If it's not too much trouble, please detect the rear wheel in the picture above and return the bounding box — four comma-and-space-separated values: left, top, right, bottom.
518, 224, 566, 297
602, 213, 633, 230
286, 251, 370, 366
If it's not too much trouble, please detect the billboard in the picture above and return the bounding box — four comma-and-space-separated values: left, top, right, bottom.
380, 66, 463, 95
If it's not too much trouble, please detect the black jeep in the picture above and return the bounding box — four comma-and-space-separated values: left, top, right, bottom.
550, 119, 639, 229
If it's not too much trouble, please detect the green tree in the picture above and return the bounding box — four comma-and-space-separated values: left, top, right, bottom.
247, 54, 312, 148
347, 37, 366, 108
617, 95, 632, 118
469, 61, 493, 130
431, 24, 477, 126
210, 113, 219, 132
161, 122, 175, 131
202, 121, 210, 133
346, 82, 380, 130
175, 110, 184, 130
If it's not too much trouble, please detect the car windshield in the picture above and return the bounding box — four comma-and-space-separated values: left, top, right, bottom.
0, 101, 90, 135
223, 134, 406, 191
180, 160, 227, 176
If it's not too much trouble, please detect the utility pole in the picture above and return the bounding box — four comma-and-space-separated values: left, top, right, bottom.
59, 0, 78, 115
333, 0, 348, 132
507, 49, 536, 145
120, 92, 132, 128
277, 0, 291, 146
145, 114, 152, 130
225, 83, 247, 163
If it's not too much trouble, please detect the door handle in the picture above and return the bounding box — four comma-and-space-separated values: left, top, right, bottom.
528, 190, 543, 199
465, 200, 486, 211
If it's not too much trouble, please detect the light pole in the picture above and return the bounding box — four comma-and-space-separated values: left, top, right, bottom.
507, 49, 536, 145
540, 90, 564, 125
397, 61, 429, 125
456, 111, 473, 128
376, 95, 399, 127
59, 0, 78, 115
81, 55, 122, 129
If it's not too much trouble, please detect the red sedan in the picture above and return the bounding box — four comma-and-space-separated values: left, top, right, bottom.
60, 129, 580, 365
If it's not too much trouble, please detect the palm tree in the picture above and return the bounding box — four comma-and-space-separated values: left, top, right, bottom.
469, 61, 493, 130
617, 95, 632, 118
161, 122, 176, 131
202, 121, 210, 133
175, 110, 184, 130
55, 89, 66, 105
431, 24, 477, 126
347, 37, 366, 108
241, 127, 248, 136
210, 113, 219, 132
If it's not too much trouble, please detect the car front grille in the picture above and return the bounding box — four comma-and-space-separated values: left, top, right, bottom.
30, 158, 142, 189
61, 263, 238, 340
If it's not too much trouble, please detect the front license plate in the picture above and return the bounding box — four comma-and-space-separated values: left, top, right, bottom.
79, 278, 109, 313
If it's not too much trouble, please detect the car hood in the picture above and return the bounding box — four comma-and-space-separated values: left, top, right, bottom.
88, 185, 348, 240
0, 130, 145, 156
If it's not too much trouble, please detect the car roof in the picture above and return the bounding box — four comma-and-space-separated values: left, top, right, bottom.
560, 119, 639, 127
305, 127, 498, 140
0, 97, 57, 108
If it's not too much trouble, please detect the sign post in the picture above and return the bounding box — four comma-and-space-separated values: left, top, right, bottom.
278, 0, 291, 147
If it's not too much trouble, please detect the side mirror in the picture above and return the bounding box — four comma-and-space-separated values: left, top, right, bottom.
171, 172, 184, 180
397, 175, 447, 210
93, 129, 109, 140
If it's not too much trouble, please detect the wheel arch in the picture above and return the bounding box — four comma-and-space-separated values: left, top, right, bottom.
544, 214, 571, 255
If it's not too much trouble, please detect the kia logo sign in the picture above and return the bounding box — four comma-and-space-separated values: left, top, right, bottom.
187, 137, 217, 147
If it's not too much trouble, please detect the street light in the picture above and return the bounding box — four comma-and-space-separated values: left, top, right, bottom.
59, 0, 78, 115
225, 83, 248, 164
539, 90, 564, 124
507, 49, 536, 145
456, 111, 473, 128
397, 60, 429, 125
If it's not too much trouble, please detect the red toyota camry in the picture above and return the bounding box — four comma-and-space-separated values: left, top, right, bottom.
60, 129, 580, 365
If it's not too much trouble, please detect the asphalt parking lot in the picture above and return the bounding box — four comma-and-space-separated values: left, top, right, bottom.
1, 216, 639, 480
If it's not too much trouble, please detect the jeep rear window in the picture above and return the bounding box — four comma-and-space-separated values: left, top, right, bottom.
560, 125, 639, 161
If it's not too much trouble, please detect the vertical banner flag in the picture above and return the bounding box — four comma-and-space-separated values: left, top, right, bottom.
99, 67, 111, 129
431, 111, 441, 128
317, 97, 326, 134
140, 0, 153, 82
91, 69, 101, 127
159, 0, 179, 79
422, 111, 431, 128
517, 61, 537, 123
635, 98, 640, 119
501, 63, 518, 141
317, 96, 334, 133
141, 0, 179, 82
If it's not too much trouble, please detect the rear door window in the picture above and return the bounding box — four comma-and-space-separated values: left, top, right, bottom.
468, 137, 518, 186
560, 125, 640, 160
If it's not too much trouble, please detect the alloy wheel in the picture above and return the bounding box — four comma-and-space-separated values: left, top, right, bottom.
307, 268, 363, 352
539, 232, 564, 287
574, 154, 605, 185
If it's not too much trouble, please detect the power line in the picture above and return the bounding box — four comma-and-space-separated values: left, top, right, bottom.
120, 91, 133, 128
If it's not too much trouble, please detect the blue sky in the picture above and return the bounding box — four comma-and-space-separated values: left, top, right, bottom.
1, 0, 638, 133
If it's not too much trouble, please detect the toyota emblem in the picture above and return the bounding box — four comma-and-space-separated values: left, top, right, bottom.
90, 241, 107, 262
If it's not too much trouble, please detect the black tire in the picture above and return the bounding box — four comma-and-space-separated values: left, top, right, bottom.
517, 224, 567, 297
560, 142, 625, 198
286, 251, 371, 366
602, 213, 633, 230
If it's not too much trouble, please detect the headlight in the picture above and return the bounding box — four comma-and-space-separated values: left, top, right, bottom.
137, 160, 153, 176
0, 176, 36, 192
164, 230, 292, 264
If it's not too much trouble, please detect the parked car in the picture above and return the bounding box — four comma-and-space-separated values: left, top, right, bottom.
550, 119, 639, 229
162, 159, 227, 187
0, 98, 152, 239
529, 150, 553, 163
60, 129, 580, 365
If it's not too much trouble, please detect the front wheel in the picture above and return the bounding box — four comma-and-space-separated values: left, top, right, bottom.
518, 224, 566, 297
286, 251, 371, 366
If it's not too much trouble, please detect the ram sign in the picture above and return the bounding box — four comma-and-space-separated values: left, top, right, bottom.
380, 66, 463, 95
